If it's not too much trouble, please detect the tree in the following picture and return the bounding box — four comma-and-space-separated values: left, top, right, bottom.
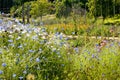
55, 0, 72, 19
12, 0, 35, 24
30, 0, 50, 22
55, 0, 88, 18
0, 0, 13, 13
87, 0, 120, 21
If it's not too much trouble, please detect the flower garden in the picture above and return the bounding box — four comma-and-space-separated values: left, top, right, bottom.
0, 17, 120, 80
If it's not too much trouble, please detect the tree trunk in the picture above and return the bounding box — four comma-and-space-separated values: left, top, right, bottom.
40, 16, 42, 22
84, 4, 87, 24
113, 0, 116, 16
40, 16, 43, 26
22, 4, 25, 24
27, 5, 30, 24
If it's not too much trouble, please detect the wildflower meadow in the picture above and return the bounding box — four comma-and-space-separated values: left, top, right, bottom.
0, 17, 120, 80
0, 0, 120, 80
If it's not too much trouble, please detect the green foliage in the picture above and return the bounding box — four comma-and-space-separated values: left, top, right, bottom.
10, 2, 31, 17
30, 0, 50, 19
13, 0, 23, 5
13, 0, 35, 5
55, 0, 87, 19
55, 0, 72, 19
87, 0, 120, 19
10, 6, 17, 16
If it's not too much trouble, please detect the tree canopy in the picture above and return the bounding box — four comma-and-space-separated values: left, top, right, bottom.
0, 0, 120, 20
30, 0, 50, 20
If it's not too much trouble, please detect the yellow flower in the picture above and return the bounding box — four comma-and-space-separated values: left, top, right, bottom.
26, 74, 35, 80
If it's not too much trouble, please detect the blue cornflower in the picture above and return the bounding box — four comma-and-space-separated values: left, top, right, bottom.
59, 42, 64, 46
72, 32, 75, 35
30, 57, 33, 62
13, 74, 16, 78
8, 40, 13, 43
41, 28, 45, 32
118, 42, 120, 46
36, 58, 40, 62
39, 48, 42, 51
92, 54, 95, 58
8, 43, 14, 47
40, 40, 44, 44
88, 51, 90, 54
95, 44, 99, 47
61, 64, 65, 67
65, 37, 69, 40
23, 70, 27, 74
29, 50, 35, 53
55, 32, 59, 36
32, 35, 38, 40
19, 76, 23, 80
0, 51, 2, 54
18, 44, 23, 48
39, 48, 42, 53
2, 63, 7, 67
52, 48, 56, 52
59, 35, 63, 40
110, 43, 114, 47
16, 53, 20, 56
74, 47, 79, 53
40, 22, 44, 26
56, 52, 60, 55
0, 70, 3, 74
0, 19, 2, 24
